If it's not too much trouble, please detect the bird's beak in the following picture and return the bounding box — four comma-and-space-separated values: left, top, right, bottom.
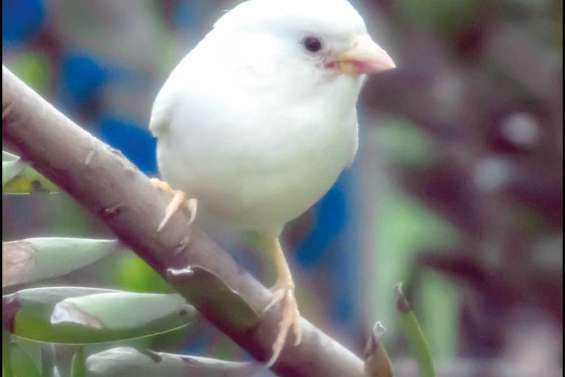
336, 35, 396, 75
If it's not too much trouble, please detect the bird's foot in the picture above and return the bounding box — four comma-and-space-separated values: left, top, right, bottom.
150, 178, 198, 232
263, 281, 302, 367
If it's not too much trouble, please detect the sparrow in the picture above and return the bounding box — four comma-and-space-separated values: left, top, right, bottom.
149, 0, 395, 366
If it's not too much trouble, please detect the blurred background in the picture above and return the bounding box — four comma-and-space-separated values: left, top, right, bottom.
2, 0, 562, 376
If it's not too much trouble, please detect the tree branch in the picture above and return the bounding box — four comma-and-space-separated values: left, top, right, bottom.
2, 66, 365, 377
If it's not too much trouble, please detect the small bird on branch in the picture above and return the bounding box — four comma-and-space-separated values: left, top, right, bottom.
149, 0, 395, 366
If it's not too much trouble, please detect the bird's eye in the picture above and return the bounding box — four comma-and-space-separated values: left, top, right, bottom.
302, 36, 323, 53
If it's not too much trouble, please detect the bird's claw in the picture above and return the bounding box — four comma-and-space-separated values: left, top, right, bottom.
264, 283, 302, 367
150, 178, 198, 232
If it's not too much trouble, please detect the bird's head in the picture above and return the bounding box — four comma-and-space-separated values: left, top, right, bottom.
212, 0, 395, 83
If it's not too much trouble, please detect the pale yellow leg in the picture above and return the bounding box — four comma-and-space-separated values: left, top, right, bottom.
263, 237, 302, 367
150, 178, 198, 232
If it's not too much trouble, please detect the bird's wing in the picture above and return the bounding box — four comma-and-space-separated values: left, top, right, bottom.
149, 32, 215, 138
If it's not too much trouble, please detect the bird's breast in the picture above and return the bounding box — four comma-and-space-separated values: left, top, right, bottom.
157, 75, 358, 234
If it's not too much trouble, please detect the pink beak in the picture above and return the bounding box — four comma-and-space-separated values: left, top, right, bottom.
336, 35, 396, 75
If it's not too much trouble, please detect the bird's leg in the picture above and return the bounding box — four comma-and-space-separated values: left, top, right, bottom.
150, 178, 198, 231
263, 237, 302, 367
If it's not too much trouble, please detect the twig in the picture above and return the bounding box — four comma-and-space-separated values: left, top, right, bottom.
2, 65, 366, 377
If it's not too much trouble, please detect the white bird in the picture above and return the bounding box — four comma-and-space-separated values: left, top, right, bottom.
149, 0, 395, 366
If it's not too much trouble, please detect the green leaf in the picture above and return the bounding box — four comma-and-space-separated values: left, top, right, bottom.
2, 151, 20, 162
4, 287, 197, 344
2, 161, 59, 194
2, 160, 25, 187
8, 341, 41, 377
373, 191, 458, 349
396, 284, 436, 377
86, 347, 260, 377
70, 347, 87, 377
40, 346, 55, 377
2, 238, 120, 289
376, 117, 439, 168
3, 332, 14, 377
419, 270, 459, 360
7, 52, 51, 93
399, 0, 478, 35
2, 151, 57, 194
114, 254, 173, 294
167, 265, 258, 329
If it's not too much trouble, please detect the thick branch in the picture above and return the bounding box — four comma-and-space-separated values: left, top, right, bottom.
2, 66, 365, 377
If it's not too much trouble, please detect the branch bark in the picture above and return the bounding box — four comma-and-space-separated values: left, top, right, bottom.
2, 66, 366, 377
